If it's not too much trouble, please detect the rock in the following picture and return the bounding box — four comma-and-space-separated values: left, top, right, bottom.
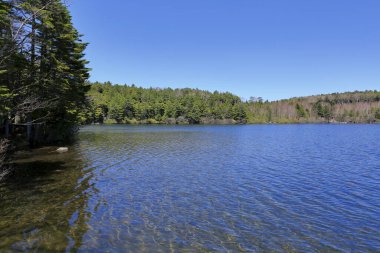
56, 147, 69, 153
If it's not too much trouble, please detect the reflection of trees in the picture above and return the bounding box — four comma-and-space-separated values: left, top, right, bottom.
0, 150, 96, 252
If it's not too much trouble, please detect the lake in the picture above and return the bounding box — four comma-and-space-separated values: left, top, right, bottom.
0, 125, 379, 252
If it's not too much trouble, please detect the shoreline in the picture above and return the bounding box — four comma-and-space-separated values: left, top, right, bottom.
85, 121, 380, 126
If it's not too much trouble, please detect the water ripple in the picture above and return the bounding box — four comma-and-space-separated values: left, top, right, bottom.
0, 125, 379, 252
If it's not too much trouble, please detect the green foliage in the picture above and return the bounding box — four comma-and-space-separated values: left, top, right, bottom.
295, 103, 307, 118
0, 0, 89, 145
86, 82, 247, 124
374, 108, 380, 120
247, 91, 380, 124
0, 86, 12, 114
313, 101, 333, 121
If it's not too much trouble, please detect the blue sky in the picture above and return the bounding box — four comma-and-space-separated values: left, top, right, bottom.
69, 0, 380, 101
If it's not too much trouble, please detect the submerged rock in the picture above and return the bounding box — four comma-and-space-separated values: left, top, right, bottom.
56, 147, 69, 153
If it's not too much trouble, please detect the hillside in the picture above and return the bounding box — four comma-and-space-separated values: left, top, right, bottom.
84, 82, 247, 124
84, 84, 380, 124
247, 91, 380, 123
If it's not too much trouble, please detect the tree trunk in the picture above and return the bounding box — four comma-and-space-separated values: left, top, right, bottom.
4, 118, 9, 138
27, 114, 32, 145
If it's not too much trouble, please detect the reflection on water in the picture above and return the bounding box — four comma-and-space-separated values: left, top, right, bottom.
0, 148, 95, 252
0, 125, 380, 252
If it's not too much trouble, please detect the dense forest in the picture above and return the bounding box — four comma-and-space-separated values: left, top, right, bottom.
84, 81, 247, 125
85, 83, 380, 125
0, 0, 89, 170
247, 91, 380, 124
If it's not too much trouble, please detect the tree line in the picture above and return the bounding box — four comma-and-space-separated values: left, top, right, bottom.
246, 90, 380, 123
85, 83, 380, 125
84, 82, 247, 124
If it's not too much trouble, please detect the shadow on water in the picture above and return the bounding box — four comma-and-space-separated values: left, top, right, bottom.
0, 147, 96, 252
4, 161, 67, 189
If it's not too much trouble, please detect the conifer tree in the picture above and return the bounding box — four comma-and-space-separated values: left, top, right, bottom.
0, 0, 90, 144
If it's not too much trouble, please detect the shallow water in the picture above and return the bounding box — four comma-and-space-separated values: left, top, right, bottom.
0, 125, 379, 252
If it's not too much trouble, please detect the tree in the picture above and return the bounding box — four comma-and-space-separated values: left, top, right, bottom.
108, 94, 125, 123
313, 101, 333, 122
231, 104, 247, 121
0, 0, 89, 144
249, 96, 263, 103
295, 103, 307, 118
375, 108, 380, 120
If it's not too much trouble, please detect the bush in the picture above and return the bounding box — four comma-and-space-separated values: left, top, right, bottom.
176, 116, 189, 124
103, 119, 118, 124
146, 119, 160, 124
375, 108, 380, 120
125, 118, 139, 124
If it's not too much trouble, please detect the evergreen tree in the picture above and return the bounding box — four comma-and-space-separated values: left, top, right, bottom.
295, 103, 307, 118
0, 0, 90, 144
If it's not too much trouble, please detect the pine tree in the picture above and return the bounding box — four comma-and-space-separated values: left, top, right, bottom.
36, 0, 90, 141
1, 0, 90, 144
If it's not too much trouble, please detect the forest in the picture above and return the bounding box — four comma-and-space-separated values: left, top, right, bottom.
246, 90, 380, 124
84, 81, 247, 125
84, 83, 380, 125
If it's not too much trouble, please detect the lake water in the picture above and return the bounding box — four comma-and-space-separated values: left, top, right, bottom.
0, 125, 379, 252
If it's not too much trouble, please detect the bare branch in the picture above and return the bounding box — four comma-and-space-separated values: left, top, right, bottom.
11, 0, 55, 41
12, 95, 58, 116
11, 112, 51, 124
0, 0, 55, 66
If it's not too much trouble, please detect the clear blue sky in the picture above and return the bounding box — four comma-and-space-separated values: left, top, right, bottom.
69, 0, 380, 101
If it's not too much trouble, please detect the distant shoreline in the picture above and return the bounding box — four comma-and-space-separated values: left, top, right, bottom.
86, 121, 380, 126
85, 83, 380, 126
